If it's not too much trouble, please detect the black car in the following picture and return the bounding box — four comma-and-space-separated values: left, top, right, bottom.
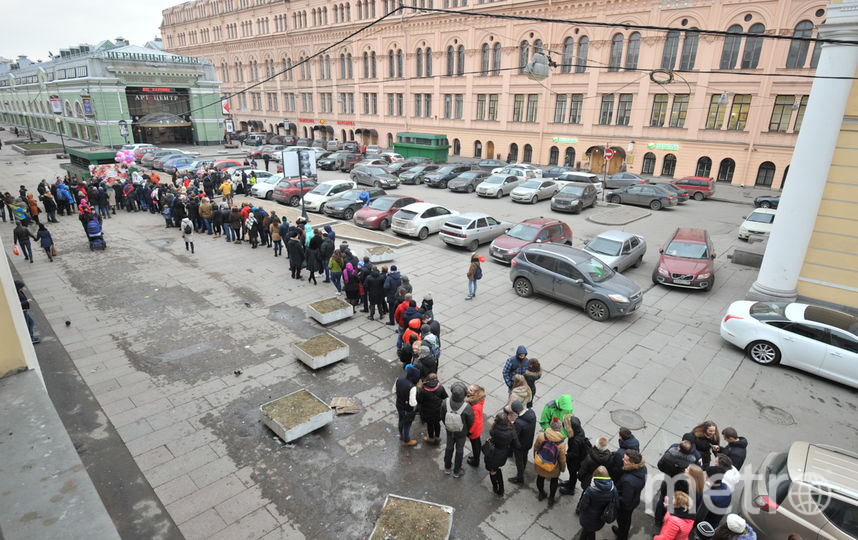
350, 165, 399, 189
542, 166, 575, 178
477, 159, 507, 171
343, 141, 359, 152
399, 164, 440, 185
649, 182, 689, 203
387, 160, 421, 176
605, 172, 647, 189
317, 151, 347, 171
754, 195, 780, 209
424, 164, 473, 188
608, 184, 678, 210
323, 187, 387, 220
448, 170, 490, 193
550, 182, 598, 213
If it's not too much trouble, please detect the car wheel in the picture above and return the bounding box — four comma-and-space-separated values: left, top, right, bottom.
467, 184, 475, 193
586, 300, 610, 322
574, 203, 582, 214
746, 340, 781, 365
440, 182, 448, 189
760, 201, 771, 209
513, 277, 533, 298
705, 273, 715, 292
693, 192, 705, 201
650, 199, 663, 211
374, 181, 382, 188
318, 203, 325, 213
651, 269, 660, 285
288, 195, 300, 206
530, 195, 538, 204
633, 255, 643, 268
609, 195, 621, 204
344, 208, 355, 220
417, 227, 429, 240
265, 191, 273, 200
495, 190, 503, 199
378, 219, 389, 231
468, 239, 479, 251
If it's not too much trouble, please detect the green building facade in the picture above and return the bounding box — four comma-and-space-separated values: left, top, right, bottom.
0, 40, 223, 147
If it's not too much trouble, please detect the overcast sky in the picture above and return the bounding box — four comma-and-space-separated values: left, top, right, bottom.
1, 0, 180, 62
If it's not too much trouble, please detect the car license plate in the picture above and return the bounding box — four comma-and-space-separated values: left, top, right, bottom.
673, 279, 691, 285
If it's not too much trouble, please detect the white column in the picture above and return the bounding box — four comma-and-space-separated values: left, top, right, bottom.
749, 1, 858, 302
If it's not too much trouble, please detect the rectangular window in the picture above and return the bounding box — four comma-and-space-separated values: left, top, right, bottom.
616, 93, 633, 126
387, 93, 394, 116
340, 92, 347, 113
307, 93, 314, 112
794, 95, 808, 132
444, 94, 452, 119
487, 94, 498, 120
598, 94, 614, 125
669, 94, 689, 128
301, 93, 307, 112
397, 93, 403, 116
554, 94, 567, 123
727, 94, 751, 130
424, 94, 431, 117
371, 93, 378, 115
568, 94, 582, 124
526, 94, 539, 122
769, 95, 795, 133
706, 94, 726, 129
455, 94, 463, 119
650, 94, 668, 127
512, 94, 524, 122
363, 92, 370, 114
415, 94, 422, 117
476, 94, 486, 120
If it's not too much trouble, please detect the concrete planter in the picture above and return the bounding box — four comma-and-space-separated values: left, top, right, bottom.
260, 389, 333, 443
370, 494, 454, 540
293, 333, 349, 369
365, 246, 395, 264
307, 297, 353, 325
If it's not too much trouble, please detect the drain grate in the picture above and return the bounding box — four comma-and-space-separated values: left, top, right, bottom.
610, 409, 646, 430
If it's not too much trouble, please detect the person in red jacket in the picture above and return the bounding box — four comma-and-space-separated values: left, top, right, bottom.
394, 294, 411, 329
466, 384, 486, 467
655, 491, 695, 540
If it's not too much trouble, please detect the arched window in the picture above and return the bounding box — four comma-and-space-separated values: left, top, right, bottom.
534, 39, 543, 55
548, 146, 559, 166
388, 50, 395, 77
661, 31, 680, 69
695, 156, 712, 177
456, 45, 465, 75
523, 144, 533, 163
509, 143, 519, 162
397, 49, 403, 77
340, 54, 347, 78
575, 37, 589, 73
720, 25, 742, 69
387, 132, 394, 147
492, 43, 501, 75
480, 43, 490, 75
425, 48, 432, 76
625, 32, 640, 70
564, 147, 576, 167
641, 152, 656, 175
717, 158, 735, 182
347, 53, 353, 78
661, 154, 677, 177
609, 34, 624, 71
679, 30, 699, 70
742, 24, 765, 69
561, 37, 574, 73
453, 138, 461, 155
519, 41, 530, 73
363, 52, 369, 78
755, 161, 776, 186
371, 51, 377, 78
474, 140, 482, 158
446, 46, 455, 76
787, 21, 813, 68
416, 48, 424, 77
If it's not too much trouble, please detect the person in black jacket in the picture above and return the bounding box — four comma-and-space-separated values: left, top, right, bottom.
286, 231, 305, 278
441, 381, 474, 477
417, 373, 447, 445
578, 437, 613, 492
320, 232, 334, 283
715, 427, 748, 470
654, 439, 698, 526
306, 230, 323, 284
576, 465, 616, 540
358, 256, 373, 312
509, 400, 536, 484
560, 415, 590, 495
609, 427, 641, 483
365, 267, 386, 320
691, 421, 720, 468
484, 412, 516, 497
613, 449, 647, 540
16, 280, 38, 343
394, 365, 420, 446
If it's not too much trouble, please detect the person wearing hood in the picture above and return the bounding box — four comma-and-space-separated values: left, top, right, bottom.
485, 412, 516, 497
534, 417, 567, 506
320, 231, 334, 283
654, 491, 696, 540
399, 318, 422, 365
393, 365, 420, 446
417, 373, 447, 445
715, 427, 748, 470
181, 215, 195, 253
26, 193, 40, 224
609, 427, 641, 482
245, 209, 260, 248
419, 292, 433, 319
413, 345, 438, 383
400, 275, 413, 295
41, 192, 58, 223
357, 256, 373, 312
509, 400, 537, 485
420, 324, 440, 362
613, 449, 647, 540
383, 265, 402, 322
559, 415, 589, 495
286, 231, 305, 278
539, 394, 574, 435
323, 224, 335, 243
466, 252, 481, 299
502, 345, 529, 390
306, 229, 323, 284
524, 358, 541, 408
441, 381, 474, 477
343, 262, 360, 308
577, 465, 617, 540
465, 384, 486, 468
398, 300, 421, 349
578, 437, 613, 491
365, 266, 386, 319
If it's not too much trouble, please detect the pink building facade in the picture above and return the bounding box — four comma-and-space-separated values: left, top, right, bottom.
162, 0, 825, 189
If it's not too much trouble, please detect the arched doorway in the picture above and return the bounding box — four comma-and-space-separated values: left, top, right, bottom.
755, 161, 775, 187
781, 165, 789, 189
607, 146, 625, 175
564, 147, 576, 168
586, 146, 604, 173
453, 138, 461, 156
661, 154, 677, 177
548, 146, 559, 166
369, 129, 378, 144
508, 143, 518, 162
269, 123, 274, 133
303, 126, 309, 138
696, 156, 712, 177
474, 140, 482, 158
348, 129, 354, 140
240, 121, 249, 131
523, 144, 533, 163
641, 152, 656, 175
717, 158, 735, 183
341, 129, 347, 141
486, 141, 495, 160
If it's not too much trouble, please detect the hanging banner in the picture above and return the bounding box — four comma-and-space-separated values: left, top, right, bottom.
50, 95, 62, 114
82, 96, 94, 116
221, 98, 230, 115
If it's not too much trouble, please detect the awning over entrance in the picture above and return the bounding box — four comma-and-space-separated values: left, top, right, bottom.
135, 112, 191, 128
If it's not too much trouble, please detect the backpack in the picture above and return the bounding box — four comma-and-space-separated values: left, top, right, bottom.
534, 437, 560, 470
444, 398, 466, 432
183, 223, 192, 234
474, 265, 483, 280
601, 488, 618, 523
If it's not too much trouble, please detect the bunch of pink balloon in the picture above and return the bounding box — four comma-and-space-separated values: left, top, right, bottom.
114, 149, 136, 166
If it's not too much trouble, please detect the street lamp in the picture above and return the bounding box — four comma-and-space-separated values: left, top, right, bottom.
55, 116, 67, 155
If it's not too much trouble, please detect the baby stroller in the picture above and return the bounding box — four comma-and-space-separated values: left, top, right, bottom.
86, 216, 107, 250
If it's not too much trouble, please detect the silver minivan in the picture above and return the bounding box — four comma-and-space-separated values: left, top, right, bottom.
440, 213, 510, 251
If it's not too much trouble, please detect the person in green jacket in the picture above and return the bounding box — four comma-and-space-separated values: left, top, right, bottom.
539, 394, 574, 436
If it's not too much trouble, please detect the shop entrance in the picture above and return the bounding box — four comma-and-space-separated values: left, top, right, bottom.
126, 87, 193, 144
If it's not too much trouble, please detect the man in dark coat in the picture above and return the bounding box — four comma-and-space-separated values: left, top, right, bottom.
441, 382, 474, 477
609, 427, 640, 482
509, 401, 536, 484
613, 449, 647, 540
383, 265, 402, 323
358, 256, 373, 312
365, 267, 386, 320
395, 365, 420, 446
320, 232, 334, 282
654, 439, 698, 526
560, 415, 589, 495
716, 427, 748, 470
286, 231, 304, 278
576, 466, 616, 540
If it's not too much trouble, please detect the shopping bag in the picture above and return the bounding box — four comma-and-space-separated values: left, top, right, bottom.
13, 245, 19, 256
51, 245, 57, 257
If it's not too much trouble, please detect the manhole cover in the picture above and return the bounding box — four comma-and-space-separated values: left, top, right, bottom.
759, 405, 795, 425
610, 409, 646, 430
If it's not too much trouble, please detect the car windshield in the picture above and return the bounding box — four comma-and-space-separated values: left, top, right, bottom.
458, 172, 481, 179
367, 167, 387, 175
325, 152, 342, 160
587, 237, 622, 256
665, 241, 709, 259
520, 181, 540, 189
506, 224, 539, 242
309, 184, 333, 194
580, 257, 615, 282
559, 186, 585, 197
747, 212, 775, 224
436, 166, 458, 174
369, 198, 396, 211
749, 302, 787, 321
408, 166, 428, 173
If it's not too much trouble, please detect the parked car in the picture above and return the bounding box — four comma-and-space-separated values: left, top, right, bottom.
381, 152, 404, 163
605, 172, 647, 189
424, 164, 473, 188
557, 171, 604, 196
176, 159, 212, 176
295, 138, 312, 146
135, 146, 161, 161
246, 144, 278, 159
649, 181, 689, 203
511, 179, 559, 204
721, 301, 858, 389
229, 168, 273, 185
477, 159, 507, 171
302, 179, 357, 212
448, 170, 490, 193
351, 165, 399, 189
161, 155, 196, 171
510, 244, 644, 321
249, 174, 284, 199
272, 178, 318, 206
326, 140, 340, 151
542, 166, 574, 178
141, 149, 184, 168
210, 159, 244, 172
754, 195, 781, 209
354, 158, 388, 168
311, 139, 326, 149
317, 152, 345, 171
386, 160, 420, 176
607, 184, 677, 210
738, 208, 777, 241
440, 213, 510, 251
476, 174, 524, 198
673, 176, 715, 200
489, 217, 572, 263
399, 164, 440, 185
652, 227, 716, 290
583, 230, 647, 272
121, 143, 156, 153
491, 163, 543, 178
322, 187, 386, 220
740, 441, 858, 538
337, 152, 362, 172
354, 195, 422, 231
391, 202, 458, 240
365, 144, 381, 154
342, 141, 358, 152
550, 182, 598, 213
267, 134, 296, 146
153, 153, 190, 171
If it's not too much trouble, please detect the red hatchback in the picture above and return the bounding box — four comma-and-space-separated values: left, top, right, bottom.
489, 217, 572, 263
672, 176, 715, 201
211, 159, 244, 171
652, 227, 716, 291
273, 178, 318, 206
354, 195, 422, 230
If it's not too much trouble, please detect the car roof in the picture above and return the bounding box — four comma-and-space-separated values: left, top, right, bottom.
521, 217, 562, 226
671, 227, 709, 243
594, 230, 638, 242
559, 182, 593, 189
400, 202, 444, 212
457, 212, 494, 220
319, 179, 353, 185
521, 243, 589, 262
748, 208, 777, 215
790, 442, 858, 498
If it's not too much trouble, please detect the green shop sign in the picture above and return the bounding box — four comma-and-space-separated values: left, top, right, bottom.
551, 137, 578, 144
647, 143, 679, 151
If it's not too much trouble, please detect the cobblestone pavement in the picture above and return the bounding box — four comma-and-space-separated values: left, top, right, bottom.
2, 145, 857, 540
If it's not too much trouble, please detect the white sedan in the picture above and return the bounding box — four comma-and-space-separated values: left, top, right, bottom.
738, 208, 776, 241
301, 179, 356, 212
720, 301, 858, 389
391, 202, 458, 240
249, 174, 284, 199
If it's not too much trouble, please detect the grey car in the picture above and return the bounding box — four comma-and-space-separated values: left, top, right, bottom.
476, 174, 524, 198
510, 244, 644, 321
607, 184, 678, 210
583, 230, 647, 272
399, 164, 440, 185
510, 179, 559, 204
550, 182, 598, 213
448, 171, 490, 193
439, 213, 509, 251
605, 172, 647, 189
350, 165, 399, 189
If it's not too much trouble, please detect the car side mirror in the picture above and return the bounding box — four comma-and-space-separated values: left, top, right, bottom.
711, 253, 716, 259
742, 215, 747, 219
536, 239, 543, 243
658, 248, 664, 254
505, 228, 510, 233
572, 278, 584, 285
